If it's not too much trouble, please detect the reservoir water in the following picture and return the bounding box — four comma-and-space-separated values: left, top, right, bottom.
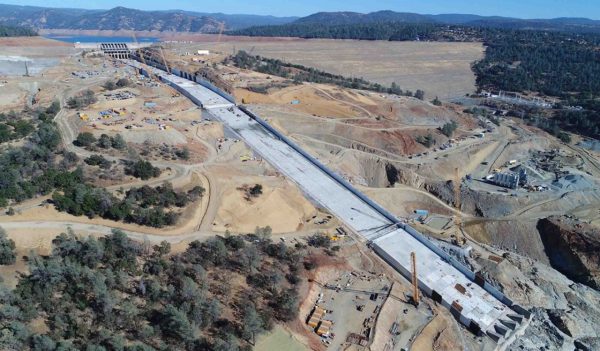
44, 35, 159, 43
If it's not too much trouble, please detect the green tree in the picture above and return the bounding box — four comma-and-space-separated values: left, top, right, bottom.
30, 334, 57, 351
0, 227, 16, 265
111, 134, 127, 149
75, 132, 96, 147
116, 78, 131, 88
160, 305, 194, 342
46, 100, 61, 117
415, 90, 425, 100
175, 147, 190, 160
103, 81, 117, 91
440, 121, 458, 137
125, 160, 161, 180
307, 233, 331, 248
255, 226, 272, 241
241, 304, 263, 345
557, 132, 572, 143
97, 134, 112, 149
415, 133, 435, 148
67, 90, 97, 109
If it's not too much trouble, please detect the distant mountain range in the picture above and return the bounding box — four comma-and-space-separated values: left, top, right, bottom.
294, 11, 600, 33
0, 4, 298, 32
1, 4, 599, 34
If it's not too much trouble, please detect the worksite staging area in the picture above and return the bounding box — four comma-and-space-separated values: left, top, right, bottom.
127, 60, 529, 343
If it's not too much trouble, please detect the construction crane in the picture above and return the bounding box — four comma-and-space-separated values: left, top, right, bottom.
216, 21, 226, 44
157, 46, 171, 74
411, 251, 420, 306
453, 167, 467, 246
130, 32, 157, 82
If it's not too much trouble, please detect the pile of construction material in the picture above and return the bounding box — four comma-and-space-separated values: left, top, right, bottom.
306, 305, 334, 337
72, 70, 100, 79
104, 91, 136, 100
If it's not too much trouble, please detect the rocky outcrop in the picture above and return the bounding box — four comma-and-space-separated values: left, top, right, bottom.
537, 216, 600, 290
424, 180, 520, 218
386, 164, 425, 188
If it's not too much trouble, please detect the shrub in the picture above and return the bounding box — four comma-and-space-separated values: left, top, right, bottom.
248, 184, 262, 197
557, 131, 572, 143
125, 160, 161, 180
98, 134, 112, 149
84, 154, 111, 169
103, 81, 117, 91
116, 78, 131, 88
415, 90, 425, 100
307, 234, 330, 248
175, 147, 190, 160
111, 134, 127, 149
75, 132, 96, 147
440, 121, 458, 137
415, 133, 435, 148
67, 90, 97, 109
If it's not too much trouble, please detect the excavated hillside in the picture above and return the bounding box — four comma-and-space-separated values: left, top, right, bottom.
537, 216, 600, 291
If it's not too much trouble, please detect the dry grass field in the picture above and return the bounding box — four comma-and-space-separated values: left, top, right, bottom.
171, 37, 484, 99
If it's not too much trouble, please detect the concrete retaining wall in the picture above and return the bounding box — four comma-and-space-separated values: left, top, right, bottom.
195, 76, 236, 104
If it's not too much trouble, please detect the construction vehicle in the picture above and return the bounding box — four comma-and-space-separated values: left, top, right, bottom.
411, 251, 420, 306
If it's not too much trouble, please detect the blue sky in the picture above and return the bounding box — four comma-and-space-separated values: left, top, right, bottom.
2, 0, 599, 19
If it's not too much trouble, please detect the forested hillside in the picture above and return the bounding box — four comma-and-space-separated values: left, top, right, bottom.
231, 22, 483, 41
0, 4, 295, 32
473, 30, 600, 139
0, 229, 317, 350
0, 24, 37, 37
473, 31, 600, 96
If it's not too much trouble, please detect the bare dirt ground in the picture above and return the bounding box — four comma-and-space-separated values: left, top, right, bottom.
0, 36, 71, 47
0, 36, 76, 76
167, 38, 484, 99
0, 47, 334, 257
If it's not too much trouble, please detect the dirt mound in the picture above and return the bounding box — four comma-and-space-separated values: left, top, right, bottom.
388, 99, 460, 125
425, 180, 521, 217
553, 174, 596, 191
336, 153, 390, 187
466, 220, 549, 262
537, 216, 600, 290
213, 182, 317, 234
238, 84, 373, 118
